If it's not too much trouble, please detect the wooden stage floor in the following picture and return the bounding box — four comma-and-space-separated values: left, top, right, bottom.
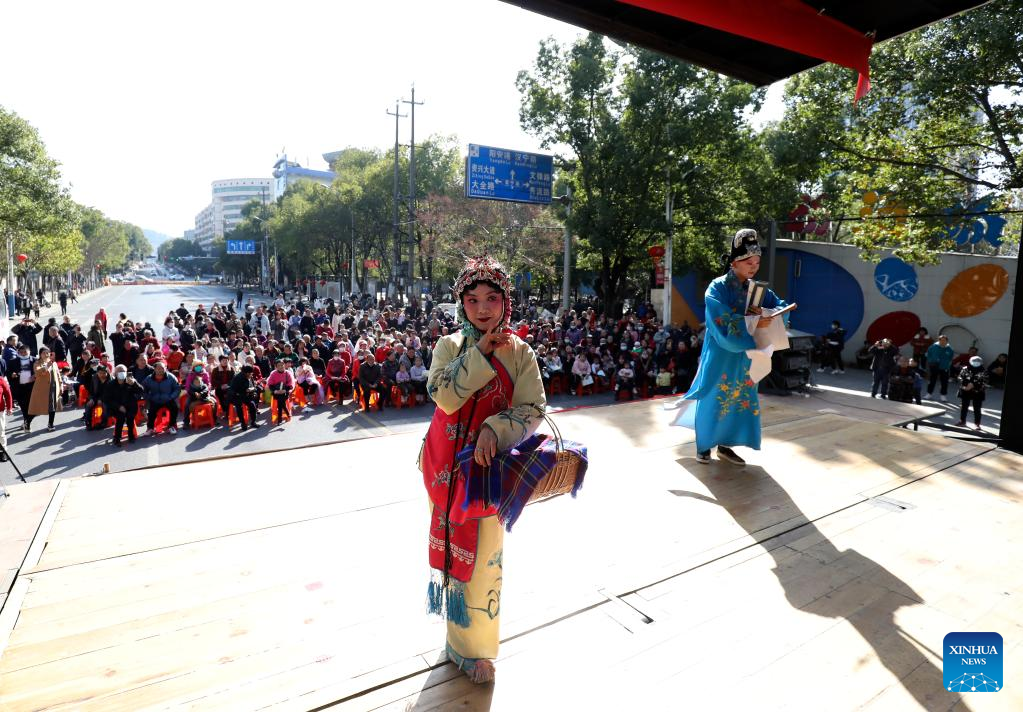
0, 395, 1020, 711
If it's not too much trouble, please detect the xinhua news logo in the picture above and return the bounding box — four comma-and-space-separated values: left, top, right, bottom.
943, 632, 1002, 692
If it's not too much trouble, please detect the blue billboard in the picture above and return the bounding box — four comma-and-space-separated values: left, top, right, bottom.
465, 144, 554, 204
226, 240, 257, 255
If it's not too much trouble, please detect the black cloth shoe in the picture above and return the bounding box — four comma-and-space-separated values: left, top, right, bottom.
716, 446, 746, 466
696, 450, 711, 464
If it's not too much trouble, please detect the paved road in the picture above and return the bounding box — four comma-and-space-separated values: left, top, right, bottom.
0, 283, 1001, 485
0, 283, 616, 485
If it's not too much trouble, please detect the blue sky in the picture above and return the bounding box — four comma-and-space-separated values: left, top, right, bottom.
1, 0, 785, 237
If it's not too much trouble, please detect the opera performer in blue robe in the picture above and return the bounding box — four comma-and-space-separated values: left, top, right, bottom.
674, 229, 791, 465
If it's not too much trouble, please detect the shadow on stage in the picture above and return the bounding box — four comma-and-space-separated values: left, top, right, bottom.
674, 459, 970, 712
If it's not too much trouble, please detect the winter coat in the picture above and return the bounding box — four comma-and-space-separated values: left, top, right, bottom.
28, 361, 62, 415
143, 373, 181, 405
957, 365, 988, 401
103, 378, 144, 414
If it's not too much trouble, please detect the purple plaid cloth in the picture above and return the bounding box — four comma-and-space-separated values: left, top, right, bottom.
457, 433, 588, 531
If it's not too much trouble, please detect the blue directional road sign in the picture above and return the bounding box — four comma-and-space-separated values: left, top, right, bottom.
465, 144, 554, 205
226, 240, 257, 255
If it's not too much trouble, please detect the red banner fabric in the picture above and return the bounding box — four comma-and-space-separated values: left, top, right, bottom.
617, 0, 872, 99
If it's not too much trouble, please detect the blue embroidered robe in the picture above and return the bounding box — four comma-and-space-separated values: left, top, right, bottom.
678, 270, 787, 453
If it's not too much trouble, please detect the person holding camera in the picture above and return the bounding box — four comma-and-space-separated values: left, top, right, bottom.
868, 338, 899, 399
105, 364, 144, 446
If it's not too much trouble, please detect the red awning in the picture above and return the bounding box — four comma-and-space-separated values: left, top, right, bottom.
617, 0, 871, 98
502, 0, 989, 98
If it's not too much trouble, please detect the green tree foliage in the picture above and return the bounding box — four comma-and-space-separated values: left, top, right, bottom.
158, 237, 204, 262
267, 182, 354, 282
125, 224, 152, 262
771, 0, 1022, 263
517, 34, 772, 312
79, 207, 147, 272
1, 105, 80, 267
418, 192, 561, 291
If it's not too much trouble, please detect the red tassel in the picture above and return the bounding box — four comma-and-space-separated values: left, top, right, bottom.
854, 72, 871, 103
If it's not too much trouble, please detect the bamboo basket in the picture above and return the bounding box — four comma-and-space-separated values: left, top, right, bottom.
527, 414, 584, 504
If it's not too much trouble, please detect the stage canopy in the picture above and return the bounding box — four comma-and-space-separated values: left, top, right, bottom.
501, 0, 991, 98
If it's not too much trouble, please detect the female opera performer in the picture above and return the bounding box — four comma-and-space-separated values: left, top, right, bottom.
420, 255, 547, 683
675, 228, 791, 465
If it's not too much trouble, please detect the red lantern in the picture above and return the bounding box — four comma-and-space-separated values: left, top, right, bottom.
16, 253, 27, 263
647, 245, 665, 259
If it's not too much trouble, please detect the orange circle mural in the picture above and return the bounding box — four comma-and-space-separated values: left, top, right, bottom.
941, 264, 1010, 318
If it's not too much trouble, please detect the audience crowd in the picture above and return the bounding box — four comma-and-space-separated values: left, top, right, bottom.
0, 291, 707, 449
0, 290, 1010, 451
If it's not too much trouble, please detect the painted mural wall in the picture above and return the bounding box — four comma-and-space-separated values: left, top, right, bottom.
769, 240, 1016, 362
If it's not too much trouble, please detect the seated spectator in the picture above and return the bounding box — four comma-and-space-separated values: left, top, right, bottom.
142, 362, 180, 435
309, 348, 327, 379
210, 355, 235, 419
325, 350, 351, 401
229, 365, 262, 430
615, 358, 635, 399
83, 363, 111, 430
357, 353, 387, 406
987, 353, 1008, 388
571, 352, 592, 390
59, 365, 75, 408
295, 357, 322, 410
266, 358, 296, 424
182, 363, 214, 429
410, 355, 428, 403
130, 353, 155, 384
888, 356, 918, 404
395, 361, 413, 399
105, 364, 144, 446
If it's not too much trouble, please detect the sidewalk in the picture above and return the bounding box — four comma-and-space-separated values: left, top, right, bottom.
0, 396, 1018, 710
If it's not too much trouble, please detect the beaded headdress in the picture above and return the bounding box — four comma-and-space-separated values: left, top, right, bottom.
452, 255, 512, 338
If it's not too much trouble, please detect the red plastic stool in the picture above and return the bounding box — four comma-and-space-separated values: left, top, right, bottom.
151, 407, 172, 433
271, 400, 292, 424
189, 402, 216, 429
391, 385, 413, 409
228, 404, 250, 428
90, 406, 114, 430
360, 390, 382, 412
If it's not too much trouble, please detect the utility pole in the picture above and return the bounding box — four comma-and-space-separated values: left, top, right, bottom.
663, 164, 674, 326
560, 186, 572, 314
386, 100, 407, 300
350, 209, 357, 296
260, 188, 269, 293
403, 85, 424, 301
